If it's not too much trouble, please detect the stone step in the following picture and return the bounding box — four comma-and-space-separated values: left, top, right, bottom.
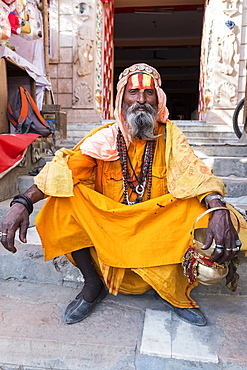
192, 144, 247, 157
0, 229, 82, 288
0, 279, 143, 370
66, 137, 90, 144
55, 139, 78, 149
67, 122, 103, 131
183, 131, 237, 140
177, 124, 235, 133
1, 278, 247, 369
174, 120, 205, 126
174, 121, 239, 144
67, 123, 103, 141
201, 157, 247, 177
221, 176, 247, 197
187, 136, 239, 144
225, 195, 247, 214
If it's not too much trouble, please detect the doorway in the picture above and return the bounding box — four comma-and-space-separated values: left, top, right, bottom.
114, 2, 204, 120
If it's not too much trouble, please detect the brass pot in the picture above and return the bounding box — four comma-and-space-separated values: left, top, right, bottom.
196, 260, 229, 285
191, 206, 240, 285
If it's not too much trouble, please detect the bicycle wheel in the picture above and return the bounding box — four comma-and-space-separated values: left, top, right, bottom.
233, 98, 245, 138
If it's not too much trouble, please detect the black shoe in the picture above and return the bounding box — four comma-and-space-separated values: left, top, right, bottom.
154, 292, 207, 326
64, 284, 108, 324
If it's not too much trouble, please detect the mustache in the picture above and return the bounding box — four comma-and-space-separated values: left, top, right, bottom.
127, 102, 156, 114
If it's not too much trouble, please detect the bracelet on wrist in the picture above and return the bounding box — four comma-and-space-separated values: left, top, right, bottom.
10, 194, 33, 215
204, 194, 226, 208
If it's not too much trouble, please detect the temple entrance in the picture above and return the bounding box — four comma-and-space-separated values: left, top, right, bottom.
114, 1, 204, 120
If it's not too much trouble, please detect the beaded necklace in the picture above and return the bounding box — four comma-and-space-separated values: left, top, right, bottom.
116, 129, 156, 205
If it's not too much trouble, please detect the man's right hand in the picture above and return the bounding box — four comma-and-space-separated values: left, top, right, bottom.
0, 203, 30, 253
0, 184, 44, 253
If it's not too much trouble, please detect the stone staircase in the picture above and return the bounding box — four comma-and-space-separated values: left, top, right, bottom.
176, 120, 240, 144
66, 119, 247, 208
66, 122, 102, 144
175, 120, 247, 210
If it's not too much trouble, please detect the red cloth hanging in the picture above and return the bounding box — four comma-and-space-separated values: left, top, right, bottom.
0, 133, 40, 177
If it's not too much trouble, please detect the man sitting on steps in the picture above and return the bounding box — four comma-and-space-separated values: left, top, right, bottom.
1, 63, 247, 326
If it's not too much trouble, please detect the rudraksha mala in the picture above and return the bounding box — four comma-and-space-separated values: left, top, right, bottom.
116, 129, 155, 205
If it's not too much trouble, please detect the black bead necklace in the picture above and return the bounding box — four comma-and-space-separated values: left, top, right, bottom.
116, 129, 155, 205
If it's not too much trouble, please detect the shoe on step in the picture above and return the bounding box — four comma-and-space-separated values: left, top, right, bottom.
154, 292, 207, 326
64, 283, 108, 324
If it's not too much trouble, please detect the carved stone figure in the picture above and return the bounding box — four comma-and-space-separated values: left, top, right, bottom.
217, 21, 238, 75
74, 25, 94, 77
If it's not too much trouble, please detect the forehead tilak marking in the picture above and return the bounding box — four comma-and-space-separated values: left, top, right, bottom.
128, 74, 155, 89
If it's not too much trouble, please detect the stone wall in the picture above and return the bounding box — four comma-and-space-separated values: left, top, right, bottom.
49, 0, 101, 141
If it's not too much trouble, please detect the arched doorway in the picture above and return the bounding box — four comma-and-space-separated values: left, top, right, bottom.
114, 1, 205, 120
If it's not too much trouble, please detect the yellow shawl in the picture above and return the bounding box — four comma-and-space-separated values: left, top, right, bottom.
34, 119, 225, 199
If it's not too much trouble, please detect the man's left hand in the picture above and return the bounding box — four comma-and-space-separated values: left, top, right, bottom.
202, 208, 241, 264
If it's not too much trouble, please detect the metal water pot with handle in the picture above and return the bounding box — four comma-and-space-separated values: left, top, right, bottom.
183, 207, 240, 286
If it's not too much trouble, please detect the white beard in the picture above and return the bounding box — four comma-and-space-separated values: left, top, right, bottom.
122, 102, 159, 140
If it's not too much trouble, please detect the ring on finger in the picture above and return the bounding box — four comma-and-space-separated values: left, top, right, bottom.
0, 232, 7, 237
215, 245, 225, 250
226, 248, 232, 251
235, 240, 242, 247
232, 246, 240, 252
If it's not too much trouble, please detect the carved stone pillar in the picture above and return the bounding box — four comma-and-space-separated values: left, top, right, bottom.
73, 0, 95, 109
67, 0, 100, 134
199, 0, 244, 125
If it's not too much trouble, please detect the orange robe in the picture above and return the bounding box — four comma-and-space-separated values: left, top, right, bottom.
35, 121, 247, 308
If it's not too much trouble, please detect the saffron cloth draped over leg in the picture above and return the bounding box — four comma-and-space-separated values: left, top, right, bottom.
36, 184, 209, 265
